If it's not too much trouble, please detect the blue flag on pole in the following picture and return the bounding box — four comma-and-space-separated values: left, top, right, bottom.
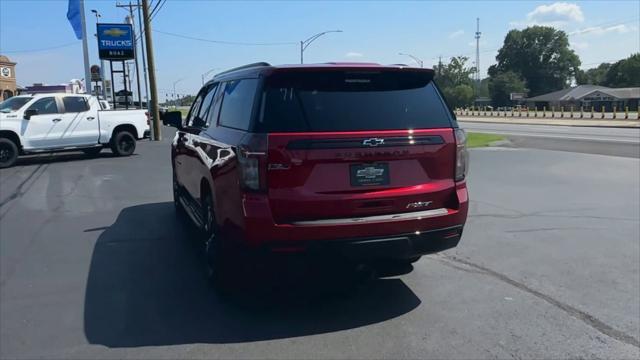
67, 0, 82, 40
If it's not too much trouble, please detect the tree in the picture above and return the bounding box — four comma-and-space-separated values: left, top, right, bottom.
488, 71, 527, 107
604, 53, 640, 87
489, 26, 580, 96
442, 84, 475, 108
435, 56, 476, 107
576, 63, 611, 85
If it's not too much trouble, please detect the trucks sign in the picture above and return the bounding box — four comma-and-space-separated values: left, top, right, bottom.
97, 23, 134, 60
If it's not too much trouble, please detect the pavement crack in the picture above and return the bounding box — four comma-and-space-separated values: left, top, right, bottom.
436, 254, 640, 349
0, 164, 49, 220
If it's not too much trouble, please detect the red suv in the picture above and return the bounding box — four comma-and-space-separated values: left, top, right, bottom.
164, 62, 469, 287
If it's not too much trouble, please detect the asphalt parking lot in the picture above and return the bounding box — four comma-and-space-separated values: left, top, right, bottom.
0, 128, 638, 359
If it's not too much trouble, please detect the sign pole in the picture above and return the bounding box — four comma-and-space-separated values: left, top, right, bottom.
123, 61, 129, 110
79, 0, 92, 94
110, 60, 116, 109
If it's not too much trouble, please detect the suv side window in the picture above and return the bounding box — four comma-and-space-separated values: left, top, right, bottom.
218, 79, 259, 131
185, 89, 206, 127
192, 83, 218, 128
206, 84, 224, 128
63, 96, 90, 113
27, 97, 59, 115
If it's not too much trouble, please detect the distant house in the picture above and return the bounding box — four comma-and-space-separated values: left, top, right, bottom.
524, 85, 639, 112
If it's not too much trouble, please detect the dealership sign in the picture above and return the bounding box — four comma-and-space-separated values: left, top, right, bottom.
96, 23, 134, 60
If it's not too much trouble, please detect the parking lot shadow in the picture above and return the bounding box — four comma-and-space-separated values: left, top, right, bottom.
16, 151, 123, 166
83, 202, 421, 347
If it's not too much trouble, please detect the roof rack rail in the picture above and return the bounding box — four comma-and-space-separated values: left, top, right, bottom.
388, 63, 410, 67
215, 62, 271, 77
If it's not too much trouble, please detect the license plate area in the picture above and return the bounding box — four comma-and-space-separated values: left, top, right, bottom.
350, 163, 390, 187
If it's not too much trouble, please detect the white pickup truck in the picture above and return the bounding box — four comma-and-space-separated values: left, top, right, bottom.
0, 93, 150, 168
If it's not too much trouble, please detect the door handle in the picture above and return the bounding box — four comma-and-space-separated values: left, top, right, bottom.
52, 118, 62, 123
86, 116, 95, 120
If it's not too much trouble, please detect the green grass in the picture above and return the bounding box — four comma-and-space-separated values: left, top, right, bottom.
466, 132, 505, 148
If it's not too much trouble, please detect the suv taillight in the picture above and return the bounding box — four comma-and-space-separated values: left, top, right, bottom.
238, 133, 268, 192
454, 128, 468, 181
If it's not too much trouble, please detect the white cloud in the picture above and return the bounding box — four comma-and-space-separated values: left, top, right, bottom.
570, 24, 634, 36
511, 2, 585, 28
527, 2, 584, 24
570, 41, 589, 50
345, 51, 363, 58
448, 30, 464, 39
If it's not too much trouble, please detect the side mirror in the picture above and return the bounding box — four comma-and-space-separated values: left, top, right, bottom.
24, 109, 38, 120
161, 110, 183, 129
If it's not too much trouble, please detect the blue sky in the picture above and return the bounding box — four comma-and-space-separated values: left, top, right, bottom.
1, 0, 638, 100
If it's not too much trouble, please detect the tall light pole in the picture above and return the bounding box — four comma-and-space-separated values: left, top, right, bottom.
201, 68, 220, 85
172, 78, 184, 106
300, 30, 342, 64
90, 9, 105, 98
398, 52, 424, 68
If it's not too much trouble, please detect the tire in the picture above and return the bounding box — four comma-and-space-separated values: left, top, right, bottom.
173, 172, 187, 220
110, 130, 136, 156
201, 192, 235, 294
82, 147, 102, 157
0, 138, 19, 169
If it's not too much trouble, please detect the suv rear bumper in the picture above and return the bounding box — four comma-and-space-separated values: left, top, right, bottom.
266, 225, 463, 259
238, 183, 469, 258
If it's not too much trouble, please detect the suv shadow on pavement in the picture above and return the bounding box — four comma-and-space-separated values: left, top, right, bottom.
83, 202, 421, 347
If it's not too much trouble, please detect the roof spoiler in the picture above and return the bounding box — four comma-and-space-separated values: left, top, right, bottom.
215, 62, 271, 77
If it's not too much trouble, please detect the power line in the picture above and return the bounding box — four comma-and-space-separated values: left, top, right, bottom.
150, 0, 167, 22
1, 41, 79, 53
149, 0, 162, 18
154, 29, 298, 46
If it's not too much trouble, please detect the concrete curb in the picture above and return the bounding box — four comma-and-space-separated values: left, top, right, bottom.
457, 116, 640, 129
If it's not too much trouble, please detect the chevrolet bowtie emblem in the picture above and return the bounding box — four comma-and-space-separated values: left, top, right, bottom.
104, 28, 128, 37
362, 138, 385, 147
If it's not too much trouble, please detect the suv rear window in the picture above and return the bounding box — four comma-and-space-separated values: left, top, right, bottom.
258, 70, 453, 132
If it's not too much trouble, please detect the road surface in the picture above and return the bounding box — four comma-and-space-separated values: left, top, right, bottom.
0, 128, 638, 359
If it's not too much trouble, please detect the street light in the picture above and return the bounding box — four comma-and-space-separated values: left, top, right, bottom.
300, 30, 343, 64
398, 52, 424, 68
172, 78, 185, 107
90, 10, 106, 99
201, 68, 220, 85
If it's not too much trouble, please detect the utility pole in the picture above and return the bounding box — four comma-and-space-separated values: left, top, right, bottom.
118, 2, 143, 109
475, 17, 481, 98
142, 0, 161, 140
